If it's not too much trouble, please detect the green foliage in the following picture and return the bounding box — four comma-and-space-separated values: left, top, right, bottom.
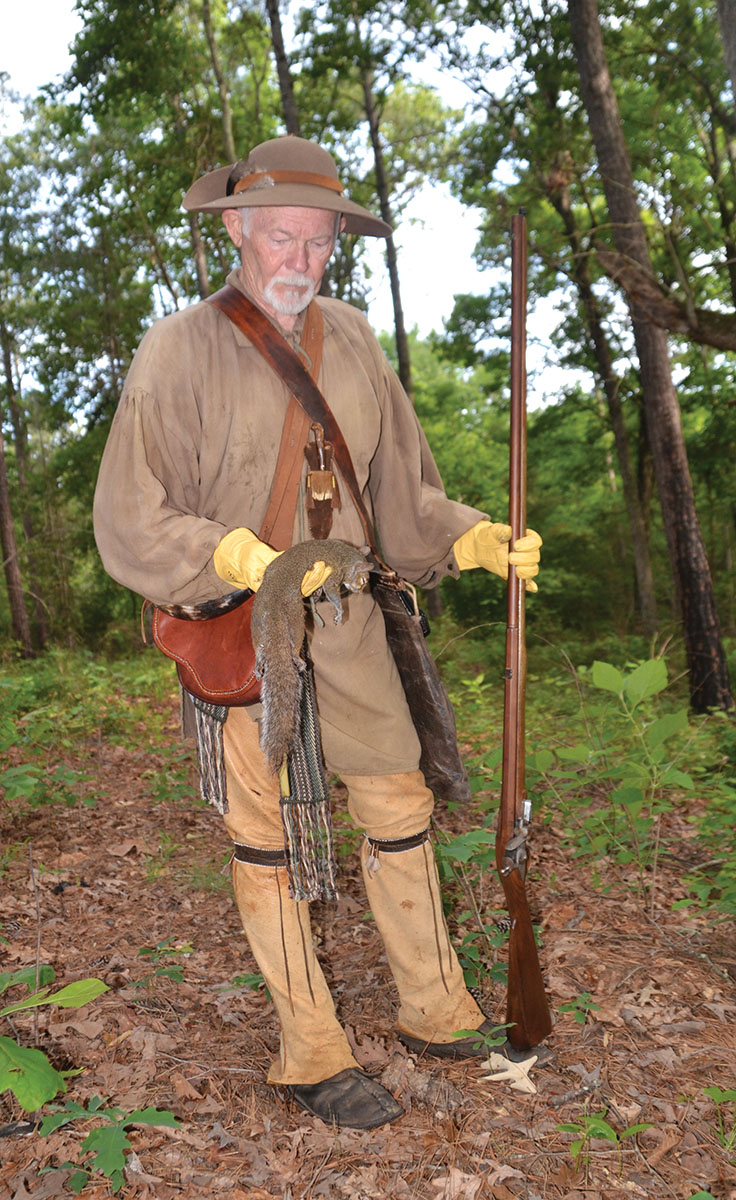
451, 1022, 511, 1051
1, 946, 175, 1189
557, 1110, 653, 1169
0, 649, 182, 815
456, 916, 509, 989
230, 972, 267, 992
557, 992, 601, 1026
130, 937, 192, 987
703, 1085, 736, 1156
0, 1038, 70, 1113
525, 657, 695, 905
0, 977, 109, 1018
40, 1095, 180, 1194
0, 967, 108, 1112
443, 625, 736, 926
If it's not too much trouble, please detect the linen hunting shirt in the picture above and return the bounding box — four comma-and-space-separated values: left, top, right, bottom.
93, 269, 484, 774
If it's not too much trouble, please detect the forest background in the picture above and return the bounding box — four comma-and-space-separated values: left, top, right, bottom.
2, 0, 736, 700
1, 0, 736, 984
2, 1, 736, 1196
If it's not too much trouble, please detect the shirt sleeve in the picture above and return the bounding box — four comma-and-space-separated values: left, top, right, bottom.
93, 323, 235, 607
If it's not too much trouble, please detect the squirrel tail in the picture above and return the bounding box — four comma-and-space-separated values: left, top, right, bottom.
257, 641, 304, 772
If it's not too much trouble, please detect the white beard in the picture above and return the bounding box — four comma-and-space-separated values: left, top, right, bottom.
263, 273, 316, 315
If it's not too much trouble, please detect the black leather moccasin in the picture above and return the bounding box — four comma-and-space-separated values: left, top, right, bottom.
288, 1067, 404, 1129
398, 1019, 554, 1064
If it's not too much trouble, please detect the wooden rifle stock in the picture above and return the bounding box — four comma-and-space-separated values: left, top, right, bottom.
495, 211, 553, 1051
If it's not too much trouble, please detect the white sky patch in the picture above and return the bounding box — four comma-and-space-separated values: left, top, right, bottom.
2, 2, 81, 110
363, 184, 492, 338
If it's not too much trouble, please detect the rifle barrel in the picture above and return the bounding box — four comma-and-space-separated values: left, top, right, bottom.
496, 211, 553, 1051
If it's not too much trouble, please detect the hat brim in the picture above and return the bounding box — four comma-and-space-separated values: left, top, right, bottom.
182, 166, 391, 238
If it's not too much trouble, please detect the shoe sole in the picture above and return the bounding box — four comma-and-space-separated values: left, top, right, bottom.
398, 1032, 554, 1065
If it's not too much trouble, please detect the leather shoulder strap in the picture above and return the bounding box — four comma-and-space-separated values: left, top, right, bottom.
208, 284, 380, 559
258, 301, 324, 549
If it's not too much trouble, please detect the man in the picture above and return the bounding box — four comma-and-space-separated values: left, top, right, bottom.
94, 135, 542, 1130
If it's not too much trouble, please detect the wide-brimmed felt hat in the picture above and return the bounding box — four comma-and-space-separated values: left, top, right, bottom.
183, 135, 391, 238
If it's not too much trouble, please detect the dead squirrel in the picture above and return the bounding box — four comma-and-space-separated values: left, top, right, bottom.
251, 539, 372, 770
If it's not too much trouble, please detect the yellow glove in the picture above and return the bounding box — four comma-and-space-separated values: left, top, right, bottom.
214, 529, 334, 596
213, 528, 280, 591
299, 560, 333, 597
453, 520, 542, 593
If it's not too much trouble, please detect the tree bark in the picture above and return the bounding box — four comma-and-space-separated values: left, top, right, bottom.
360, 63, 413, 399
264, 0, 302, 135
568, 0, 733, 711
547, 182, 658, 633
0, 315, 47, 648
0, 431, 34, 658
188, 212, 211, 299
203, 0, 237, 161
717, 0, 736, 104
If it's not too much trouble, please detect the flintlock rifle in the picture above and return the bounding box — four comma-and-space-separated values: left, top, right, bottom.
495, 211, 553, 1051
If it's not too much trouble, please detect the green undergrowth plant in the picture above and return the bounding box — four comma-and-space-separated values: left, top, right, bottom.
556, 1109, 653, 1174
1, 966, 108, 1110
433, 826, 515, 990
454, 653, 730, 915
557, 991, 601, 1026
531, 657, 695, 908
434, 636, 736, 1001
130, 937, 193, 987
39, 1095, 180, 1194
703, 1085, 736, 1158
0, 649, 183, 815
452, 1021, 511, 1052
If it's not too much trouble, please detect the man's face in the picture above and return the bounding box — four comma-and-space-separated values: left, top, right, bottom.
222, 205, 340, 321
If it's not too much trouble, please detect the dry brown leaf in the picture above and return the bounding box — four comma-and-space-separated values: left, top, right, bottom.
171, 1071, 204, 1100
108, 839, 150, 856
124, 1150, 164, 1186
431, 1166, 485, 1199
482, 1051, 538, 1093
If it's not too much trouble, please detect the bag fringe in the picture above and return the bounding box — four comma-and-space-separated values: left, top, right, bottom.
190, 697, 229, 814
280, 663, 338, 902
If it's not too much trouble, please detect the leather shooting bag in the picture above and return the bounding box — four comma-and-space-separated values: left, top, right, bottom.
151, 590, 259, 707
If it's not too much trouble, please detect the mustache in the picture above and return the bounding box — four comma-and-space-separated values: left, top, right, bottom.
270, 272, 313, 288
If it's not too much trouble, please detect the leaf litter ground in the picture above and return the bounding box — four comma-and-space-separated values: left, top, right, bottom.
1, 685, 735, 1200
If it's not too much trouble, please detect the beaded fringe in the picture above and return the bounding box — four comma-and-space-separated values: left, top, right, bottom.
189, 696, 229, 815
185, 661, 337, 901
279, 663, 338, 903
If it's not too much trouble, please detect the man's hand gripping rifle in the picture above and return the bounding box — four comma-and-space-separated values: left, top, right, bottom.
495, 211, 553, 1052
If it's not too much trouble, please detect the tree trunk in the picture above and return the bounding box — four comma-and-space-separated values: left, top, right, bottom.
548, 183, 658, 634
568, 0, 733, 711
188, 212, 211, 299
0, 315, 47, 648
264, 0, 302, 135
203, 0, 236, 161
717, 0, 736, 103
359, 63, 413, 399
0, 431, 34, 658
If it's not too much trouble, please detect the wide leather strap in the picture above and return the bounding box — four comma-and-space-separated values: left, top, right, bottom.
208, 291, 325, 552
206, 284, 383, 564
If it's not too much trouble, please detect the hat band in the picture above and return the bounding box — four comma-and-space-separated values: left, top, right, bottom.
232, 169, 344, 197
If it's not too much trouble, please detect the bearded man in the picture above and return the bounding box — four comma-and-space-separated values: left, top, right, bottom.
94, 135, 542, 1129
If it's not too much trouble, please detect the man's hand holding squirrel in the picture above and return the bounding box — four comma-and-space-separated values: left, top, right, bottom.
453, 520, 542, 593
213, 528, 333, 596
